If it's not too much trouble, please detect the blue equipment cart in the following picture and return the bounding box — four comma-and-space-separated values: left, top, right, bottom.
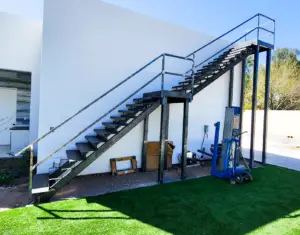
198, 107, 253, 184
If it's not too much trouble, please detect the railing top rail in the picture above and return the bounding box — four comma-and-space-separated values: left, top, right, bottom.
186, 14, 257, 58
194, 26, 272, 69
258, 13, 275, 22
186, 13, 275, 58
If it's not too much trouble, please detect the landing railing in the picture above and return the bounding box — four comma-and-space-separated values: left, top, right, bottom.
15, 13, 275, 195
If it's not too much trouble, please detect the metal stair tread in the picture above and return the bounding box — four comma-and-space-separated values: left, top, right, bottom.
126, 104, 148, 111
203, 61, 230, 69
194, 69, 220, 78
133, 97, 157, 104
86, 135, 107, 148
118, 109, 137, 114
185, 74, 212, 81
32, 173, 49, 194
209, 58, 234, 65
103, 122, 125, 132
197, 65, 225, 74
66, 150, 85, 161
103, 122, 124, 128
126, 103, 147, 108
49, 160, 75, 179
110, 116, 135, 125
172, 84, 197, 90
76, 142, 95, 157
94, 128, 117, 136
111, 115, 129, 120
179, 79, 206, 86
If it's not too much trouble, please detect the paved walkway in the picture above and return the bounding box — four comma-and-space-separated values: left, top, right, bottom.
0, 164, 211, 211
242, 123, 300, 171
53, 163, 211, 201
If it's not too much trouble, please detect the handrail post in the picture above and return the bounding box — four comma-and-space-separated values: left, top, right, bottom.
273, 20, 276, 47
28, 144, 34, 202
161, 54, 166, 98
257, 14, 260, 42
191, 54, 195, 98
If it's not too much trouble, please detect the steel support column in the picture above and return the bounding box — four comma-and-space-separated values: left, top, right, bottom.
158, 97, 168, 183
181, 100, 189, 180
250, 45, 260, 168
141, 116, 149, 172
164, 103, 170, 170
228, 67, 234, 107
262, 49, 271, 164
239, 59, 246, 147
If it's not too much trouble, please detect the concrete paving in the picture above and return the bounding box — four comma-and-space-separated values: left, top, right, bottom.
0, 178, 29, 212
52, 163, 211, 201
242, 111, 300, 171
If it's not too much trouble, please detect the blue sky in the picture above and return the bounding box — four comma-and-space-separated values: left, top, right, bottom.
0, 0, 298, 49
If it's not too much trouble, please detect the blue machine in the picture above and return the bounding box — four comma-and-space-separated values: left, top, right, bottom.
198, 107, 253, 184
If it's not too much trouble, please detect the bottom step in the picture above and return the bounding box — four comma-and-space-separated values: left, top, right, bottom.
32, 174, 49, 194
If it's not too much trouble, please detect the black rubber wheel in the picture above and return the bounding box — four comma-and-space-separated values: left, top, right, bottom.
235, 175, 244, 184
243, 172, 253, 181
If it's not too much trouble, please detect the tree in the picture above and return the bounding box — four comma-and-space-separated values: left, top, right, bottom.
244, 55, 254, 110
244, 48, 300, 110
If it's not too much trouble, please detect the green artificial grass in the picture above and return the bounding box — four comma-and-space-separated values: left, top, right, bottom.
2, 165, 300, 235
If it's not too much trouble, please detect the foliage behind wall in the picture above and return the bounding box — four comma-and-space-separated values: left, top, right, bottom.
245, 48, 300, 110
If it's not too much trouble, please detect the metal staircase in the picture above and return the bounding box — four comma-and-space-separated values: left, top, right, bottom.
16, 13, 275, 202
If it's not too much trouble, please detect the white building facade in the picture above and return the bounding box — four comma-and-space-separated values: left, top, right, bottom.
1, 0, 244, 175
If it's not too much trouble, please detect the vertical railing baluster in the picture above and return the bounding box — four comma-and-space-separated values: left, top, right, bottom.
257, 14, 260, 42
161, 54, 165, 98
273, 20, 276, 47
191, 54, 195, 98
29, 144, 34, 201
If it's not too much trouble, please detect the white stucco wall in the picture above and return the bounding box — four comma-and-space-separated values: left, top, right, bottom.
0, 88, 17, 145
0, 12, 42, 146
10, 130, 30, 154
242, 111, 300, 168
38, 0, 242, 174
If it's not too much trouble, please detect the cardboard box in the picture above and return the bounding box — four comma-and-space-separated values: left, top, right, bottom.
146, 141, 175, 171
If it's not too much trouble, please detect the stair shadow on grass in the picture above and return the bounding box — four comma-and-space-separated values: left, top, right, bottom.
81, 165, 300, 235
35, 205, 131, 221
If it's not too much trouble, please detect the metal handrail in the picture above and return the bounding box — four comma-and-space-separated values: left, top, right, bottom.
259, 13, 276, 22
186, 13, 275, 58
19, 13, 274, 195
28, 54, 194, 172
195, 26, 273, 69
15, 54, 161, 156
15, 53, 192, 157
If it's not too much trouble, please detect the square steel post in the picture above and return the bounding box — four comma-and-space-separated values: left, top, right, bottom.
181, 100, 189, 180
141, 116, 149, 172
158, 97, 168, 183
228, 67, 234, 107
164, 103, 170, 170
250, 45, 260, 168
262, 49, 271, 165
239, 58, 246, 147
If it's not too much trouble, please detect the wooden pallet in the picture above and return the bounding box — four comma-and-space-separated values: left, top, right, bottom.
110, 156, 137, 176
